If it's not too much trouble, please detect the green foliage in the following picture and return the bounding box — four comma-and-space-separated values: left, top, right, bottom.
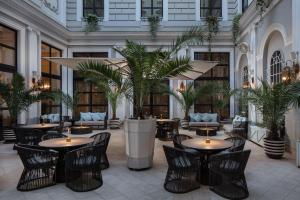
147, 15, 160, 39
0, 73, 49, 124
205, 15, 219, 52
167, 83, 209, 120
232, 14, 242, 45
246, 80, 300, 139
78, 27, 205, 118
83, 14, 101, 32
51, 90, 80, 115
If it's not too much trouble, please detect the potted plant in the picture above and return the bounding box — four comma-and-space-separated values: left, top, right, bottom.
83, 14, 102, 32
246, 80, 300, 159
168, 83, 205, 129
52, 90, 80, 125
147, 15, 161, 39
79, 27, 205, 169
204, 15, 219, 52
0, 73, 48, 140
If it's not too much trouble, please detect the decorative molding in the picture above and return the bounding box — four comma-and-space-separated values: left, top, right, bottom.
43, 0, 59, 14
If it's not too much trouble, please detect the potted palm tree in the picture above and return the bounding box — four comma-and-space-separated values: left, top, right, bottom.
78, 28, 205, 169
168, 83, 205, 129
247, 80, 300, 159
0, 73, 47, 140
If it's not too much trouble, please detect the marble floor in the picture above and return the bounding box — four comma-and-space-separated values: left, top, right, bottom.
1, 128, 300, 200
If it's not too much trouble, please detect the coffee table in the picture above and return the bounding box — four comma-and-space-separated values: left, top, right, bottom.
70, 126, 92, 135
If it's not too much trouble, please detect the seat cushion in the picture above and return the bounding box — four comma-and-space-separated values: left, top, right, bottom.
74, 121, 104, 126
189, 122, 220, 127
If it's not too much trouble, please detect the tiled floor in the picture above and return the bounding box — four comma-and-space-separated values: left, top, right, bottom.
1, 128, 300, 200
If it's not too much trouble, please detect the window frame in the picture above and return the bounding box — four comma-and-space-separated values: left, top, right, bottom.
0, 23, 17, 128
83, 0, 104, 17
269, 50, 283, 84
242, 0, 249, 13
194, 52, 230, 118
200, 0, 222, 18
141, 0, 163, 18
73, 52, 108, 119
41, 42, 62, 115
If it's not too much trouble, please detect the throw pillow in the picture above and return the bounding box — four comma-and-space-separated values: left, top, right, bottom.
202, 114, 210, 122
80, 112, 92, 121
208, 113, 218, 122
47, 114, 54, 123
189, 113, 197, 122
52, 114, 60, 123
194, 113, 203, 122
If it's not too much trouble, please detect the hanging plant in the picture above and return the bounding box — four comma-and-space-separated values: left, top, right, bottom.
83, 14, 102, 33
147, 15, 161, 39
232, 14, 242, 45
256, 0, 272, 22
205, 15, 219, 52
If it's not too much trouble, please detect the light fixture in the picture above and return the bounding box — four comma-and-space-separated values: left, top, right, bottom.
242, 80, 250, 89
32, 71, 49, 91
178, 81, 185, 92
282, 52, 299, 84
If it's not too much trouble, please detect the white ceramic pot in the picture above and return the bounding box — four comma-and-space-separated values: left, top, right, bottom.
124, 118, 157, 170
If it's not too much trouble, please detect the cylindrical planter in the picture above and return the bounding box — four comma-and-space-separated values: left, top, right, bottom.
181, 119, 189, 129
264, 138, 285, 159
124, 118, 156, 170
109, 119, 121, 129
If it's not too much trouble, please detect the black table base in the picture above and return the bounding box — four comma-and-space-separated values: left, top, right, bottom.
196, 129, 217, 136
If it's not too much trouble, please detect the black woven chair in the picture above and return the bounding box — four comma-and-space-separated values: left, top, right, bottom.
41, 132, 67, 141
224, 137, 246, 152
209, 150, 251, 200
163, 145, 200, 193
65, 144, 103, 192
90, 132, 111, 169
14, 144, 59, 191
14, 127, 44, 145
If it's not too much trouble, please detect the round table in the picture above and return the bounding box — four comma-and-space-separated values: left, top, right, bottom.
20, 123, 59, 130
39, 137, 93, 182
182, 138, 232, 185
156, 119, 175, 141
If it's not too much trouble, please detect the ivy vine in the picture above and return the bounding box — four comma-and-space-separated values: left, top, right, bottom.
204, 15, 219, 52
147, 15, 161, 39
83, 14, 102, 33
232, 14, 242, 45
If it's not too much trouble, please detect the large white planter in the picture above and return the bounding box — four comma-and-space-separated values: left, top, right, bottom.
124, 118, 157, 170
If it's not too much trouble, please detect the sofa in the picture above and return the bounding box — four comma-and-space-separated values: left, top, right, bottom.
40, 114, 72, 127
74, 112, 107, 130
188, 113, 220, 130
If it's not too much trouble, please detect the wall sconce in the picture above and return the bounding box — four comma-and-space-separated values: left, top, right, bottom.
282, 52, 299, 84
178, 81, 186, 92
32, 71, 49, 91
242, 80, 250, 89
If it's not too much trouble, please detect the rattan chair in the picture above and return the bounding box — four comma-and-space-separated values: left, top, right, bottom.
41, 132, 67, 141
224, 137, 246, 152
173, 134, 200, 155
209, 150, 251, 199
65, 144, 103, 192
15, 144, 59, 191
163, 145, 200, 193
90, 132, 111, 169
14, 127, 44, 145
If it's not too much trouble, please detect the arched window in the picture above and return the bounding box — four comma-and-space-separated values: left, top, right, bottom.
270, 51, 283, 84
242, 65, 248, 85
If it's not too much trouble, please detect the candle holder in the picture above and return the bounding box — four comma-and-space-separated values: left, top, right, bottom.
66, 137, 71, 142
205, 138, 211, 143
